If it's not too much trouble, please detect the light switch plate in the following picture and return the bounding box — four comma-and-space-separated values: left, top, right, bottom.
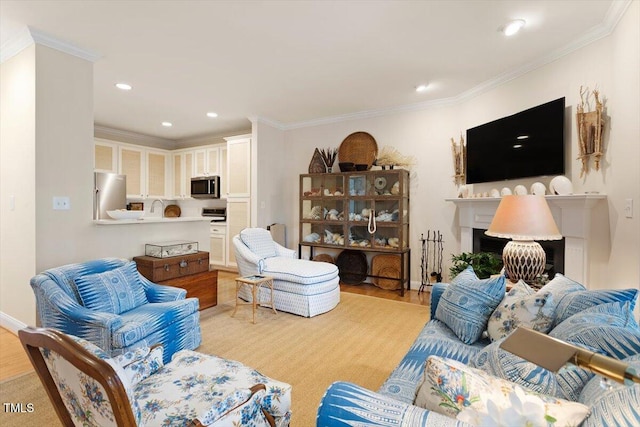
53, 196, 71, 210
624, 198, 633, 218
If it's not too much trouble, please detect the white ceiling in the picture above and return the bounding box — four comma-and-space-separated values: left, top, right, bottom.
0, 0, 627, 142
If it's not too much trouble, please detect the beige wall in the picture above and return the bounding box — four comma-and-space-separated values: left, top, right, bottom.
252, 119, 290, 235
0, 45, 38, 327
0, 43, 211, 330
282, 2, 640, 292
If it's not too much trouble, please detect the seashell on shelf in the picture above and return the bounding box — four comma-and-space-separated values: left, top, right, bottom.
530, 182, 546, 196
514, 185, 528, 195
549, 176, 573, 195
303, 233, 320, 243
391, 181, 400, 195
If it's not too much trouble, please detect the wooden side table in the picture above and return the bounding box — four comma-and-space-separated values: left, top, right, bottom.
232, 275, 277, 323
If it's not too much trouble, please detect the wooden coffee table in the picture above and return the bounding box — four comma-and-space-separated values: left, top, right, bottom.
232, 275, 277, 323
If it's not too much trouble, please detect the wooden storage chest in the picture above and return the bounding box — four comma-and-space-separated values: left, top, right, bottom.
158, 269, 218, 310
133, 251, 210, 282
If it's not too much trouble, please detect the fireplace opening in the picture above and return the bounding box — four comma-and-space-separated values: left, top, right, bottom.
473, 228, 565, 278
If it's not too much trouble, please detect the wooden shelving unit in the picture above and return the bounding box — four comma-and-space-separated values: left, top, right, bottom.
299, 169, 410, 295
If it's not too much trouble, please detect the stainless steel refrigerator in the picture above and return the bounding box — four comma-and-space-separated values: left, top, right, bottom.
94, 172, 127, 220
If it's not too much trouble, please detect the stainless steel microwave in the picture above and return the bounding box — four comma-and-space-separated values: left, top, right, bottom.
190, 176, 220, 199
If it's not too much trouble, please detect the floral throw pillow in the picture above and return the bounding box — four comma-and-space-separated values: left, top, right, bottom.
487, 280, 556, 341
415, 356, 590, 427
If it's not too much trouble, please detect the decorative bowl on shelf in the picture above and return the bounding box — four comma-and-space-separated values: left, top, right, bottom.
106, 209, 145, 220
355, 164, 368, 171
339, 162, 355, 172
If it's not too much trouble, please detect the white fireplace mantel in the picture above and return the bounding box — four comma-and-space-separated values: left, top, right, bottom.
447, 194, 607, 286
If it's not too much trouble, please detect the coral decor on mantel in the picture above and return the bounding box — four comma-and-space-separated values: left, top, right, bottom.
451, 134, 466, 186
577, 86, 606, 177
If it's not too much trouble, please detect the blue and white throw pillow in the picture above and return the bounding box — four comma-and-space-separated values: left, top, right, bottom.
471, 338, 563, 398
550, 301, 640, 401
552, 288, 638, 326
475, 300, 640, 402
551, 300, 640, 366
435, 269, 505, 344
579, 354, 640, 427
240, 228, 277, 259
487, 280, 556, 341
451, 265, 479, 286
74, 261, 148, 314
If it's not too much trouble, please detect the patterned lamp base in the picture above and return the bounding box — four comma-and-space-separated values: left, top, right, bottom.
502, 240, 546, 283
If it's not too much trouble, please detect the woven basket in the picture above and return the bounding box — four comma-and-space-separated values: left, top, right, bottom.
312, 253, 335, 264
336, 250, 368, 284
338, 132, 378, 170
371, 254, 401, 290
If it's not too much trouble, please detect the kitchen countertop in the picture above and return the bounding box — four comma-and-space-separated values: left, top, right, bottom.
94, 216, 212, 225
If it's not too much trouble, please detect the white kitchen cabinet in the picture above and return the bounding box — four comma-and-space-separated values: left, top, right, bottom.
94, 139, 118, 173
193, 146, 222, 177
119, 144, 169, 199
172, 151, 194, 199
225, 135, 251, 198
226, 199, 250, 268
220, 146, 228, 198
209, 223, 227, 267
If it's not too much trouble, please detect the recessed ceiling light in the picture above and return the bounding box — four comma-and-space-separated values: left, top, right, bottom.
502, 19, 526, 36
206, 112, 218, 118
115, 83, 132, 91
516, 135, 529, 140
161, 122, 173, 127
415, 84, 429, 93
513, 144, 523, 149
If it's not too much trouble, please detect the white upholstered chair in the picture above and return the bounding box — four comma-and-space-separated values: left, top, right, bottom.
232, 228, 340, 317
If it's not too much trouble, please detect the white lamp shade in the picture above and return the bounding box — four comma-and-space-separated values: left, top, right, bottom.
486, 195, 562, 241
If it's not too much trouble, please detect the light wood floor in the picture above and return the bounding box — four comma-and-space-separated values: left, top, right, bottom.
0, 270, 429, 382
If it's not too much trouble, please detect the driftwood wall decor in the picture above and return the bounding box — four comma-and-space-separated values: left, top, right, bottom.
576, 86, 606, 177
451, 134, 466, 185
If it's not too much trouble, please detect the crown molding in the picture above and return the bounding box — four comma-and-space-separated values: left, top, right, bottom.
1, 26, 100, 64
281, 0, 633, 131
249, 116, 286, 130
94, 125, 176, 148
0, 26, 33, 64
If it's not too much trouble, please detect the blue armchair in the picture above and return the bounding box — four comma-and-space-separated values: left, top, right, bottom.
30, 258, 201, 363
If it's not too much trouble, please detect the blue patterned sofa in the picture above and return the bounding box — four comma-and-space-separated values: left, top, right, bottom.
233, 228, 340, 317
317, 269, 640, 426
30, 258, 201, 363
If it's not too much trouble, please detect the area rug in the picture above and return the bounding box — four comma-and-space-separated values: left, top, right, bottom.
0, 292, 430, 426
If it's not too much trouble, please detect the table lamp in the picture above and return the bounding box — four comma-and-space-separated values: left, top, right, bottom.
485, 195, 562, 283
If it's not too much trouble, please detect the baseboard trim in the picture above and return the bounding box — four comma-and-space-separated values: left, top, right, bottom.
0, 312, 28, 335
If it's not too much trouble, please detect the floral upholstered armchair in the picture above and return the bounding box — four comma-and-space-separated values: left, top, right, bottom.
30, 258, 201, 363
19, 327, 292, 426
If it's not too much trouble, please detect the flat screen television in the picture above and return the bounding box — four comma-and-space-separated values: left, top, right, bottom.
466, 97, 565, 184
